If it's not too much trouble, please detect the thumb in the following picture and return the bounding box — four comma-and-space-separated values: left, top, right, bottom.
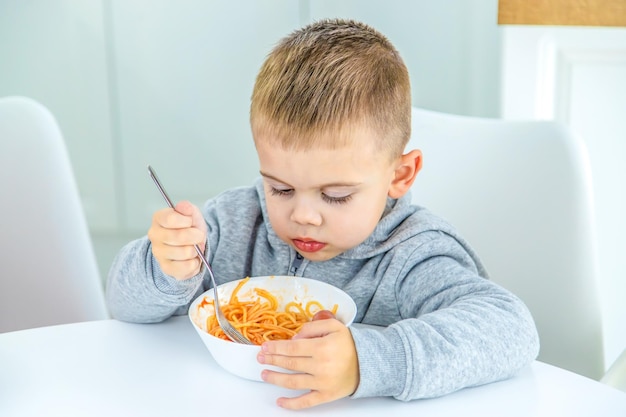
312, 310, 336, 321
174, 201, 205, 229
174, 201, 208, 255
293, 317, 340, 340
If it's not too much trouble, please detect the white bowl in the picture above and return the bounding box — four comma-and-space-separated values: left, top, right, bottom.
188, 275, 357, 381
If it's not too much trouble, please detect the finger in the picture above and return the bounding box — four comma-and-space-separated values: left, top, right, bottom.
174, 201, 207, 252
312, 310, 336, 321
292, 318, 342, 340
261, 369, 315, 391
152, 244, 198, 262
153, 208, 191, 229
174, 201, 206, 229
261, 337, 314, 357
158, 227, 206, 247
159, 257, 202, 280
276, 390, 338, 410
258, 349, 316, 375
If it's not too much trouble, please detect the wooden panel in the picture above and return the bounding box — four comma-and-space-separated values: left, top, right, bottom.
498, 0, 626, 27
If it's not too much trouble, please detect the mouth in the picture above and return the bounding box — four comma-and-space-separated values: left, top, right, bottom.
292, 238, 326, 253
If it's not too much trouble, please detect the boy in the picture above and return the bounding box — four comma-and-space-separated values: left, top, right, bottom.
106, 18, 539, 410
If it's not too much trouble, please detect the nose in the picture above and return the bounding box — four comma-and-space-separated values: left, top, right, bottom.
290, 198, 323, 226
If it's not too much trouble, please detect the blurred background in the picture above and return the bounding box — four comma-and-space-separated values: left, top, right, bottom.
0, 0, 624, 373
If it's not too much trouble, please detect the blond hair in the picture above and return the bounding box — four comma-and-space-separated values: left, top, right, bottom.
250, 18, 411, 158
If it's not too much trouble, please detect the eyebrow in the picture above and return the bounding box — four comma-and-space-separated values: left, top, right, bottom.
259, 171, 362, 188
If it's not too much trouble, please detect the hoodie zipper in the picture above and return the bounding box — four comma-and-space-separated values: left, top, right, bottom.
289, 252, 304, 276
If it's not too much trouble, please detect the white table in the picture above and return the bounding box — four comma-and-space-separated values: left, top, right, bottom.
1, 316, 625, 417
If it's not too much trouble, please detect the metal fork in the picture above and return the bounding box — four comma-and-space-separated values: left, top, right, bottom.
147, 165, 253, 345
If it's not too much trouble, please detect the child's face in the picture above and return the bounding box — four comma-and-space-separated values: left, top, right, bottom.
255, 127, 399, 262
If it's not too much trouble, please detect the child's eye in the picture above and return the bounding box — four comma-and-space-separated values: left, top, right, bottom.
269, 186, 352, 204
322, 193, 352, 205
269, 187, 293, 197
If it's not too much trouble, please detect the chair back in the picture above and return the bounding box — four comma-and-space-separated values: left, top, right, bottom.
0, 96, 108, 332
408, 107, 604, 379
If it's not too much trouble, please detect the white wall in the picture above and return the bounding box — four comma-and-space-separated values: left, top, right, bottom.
0, 0, 502, 282
307, 0, 502, 117
0, 1, 117, 230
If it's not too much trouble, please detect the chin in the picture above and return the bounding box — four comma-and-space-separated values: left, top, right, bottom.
296, 249, 338, 262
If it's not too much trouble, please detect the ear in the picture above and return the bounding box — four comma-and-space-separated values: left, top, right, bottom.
388, 149, 423, 199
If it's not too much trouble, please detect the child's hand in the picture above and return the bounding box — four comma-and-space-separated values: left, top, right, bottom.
147, 200, 207, 280
257, 313, 359, 410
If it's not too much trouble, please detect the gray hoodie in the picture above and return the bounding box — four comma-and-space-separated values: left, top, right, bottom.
106, 178, 539, 400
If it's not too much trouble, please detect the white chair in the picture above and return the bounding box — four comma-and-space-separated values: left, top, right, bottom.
0, 96, 108, 333
407, 107, 605, 380
602, 349, 626, 393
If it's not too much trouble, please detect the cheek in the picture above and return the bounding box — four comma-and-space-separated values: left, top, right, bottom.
265, 200, 288, 231
327, 205, 381, 242
342, 192, 389, 236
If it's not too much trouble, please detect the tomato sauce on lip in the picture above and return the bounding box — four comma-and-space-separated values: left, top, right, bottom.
293, 239, 326, 253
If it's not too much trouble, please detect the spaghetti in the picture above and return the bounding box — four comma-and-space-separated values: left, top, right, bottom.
198, 277, 338, 345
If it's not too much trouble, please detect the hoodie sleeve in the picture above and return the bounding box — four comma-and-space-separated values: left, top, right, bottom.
105, 236, 204, 323
350, 235, 539, 400
104, 184, 263, 324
